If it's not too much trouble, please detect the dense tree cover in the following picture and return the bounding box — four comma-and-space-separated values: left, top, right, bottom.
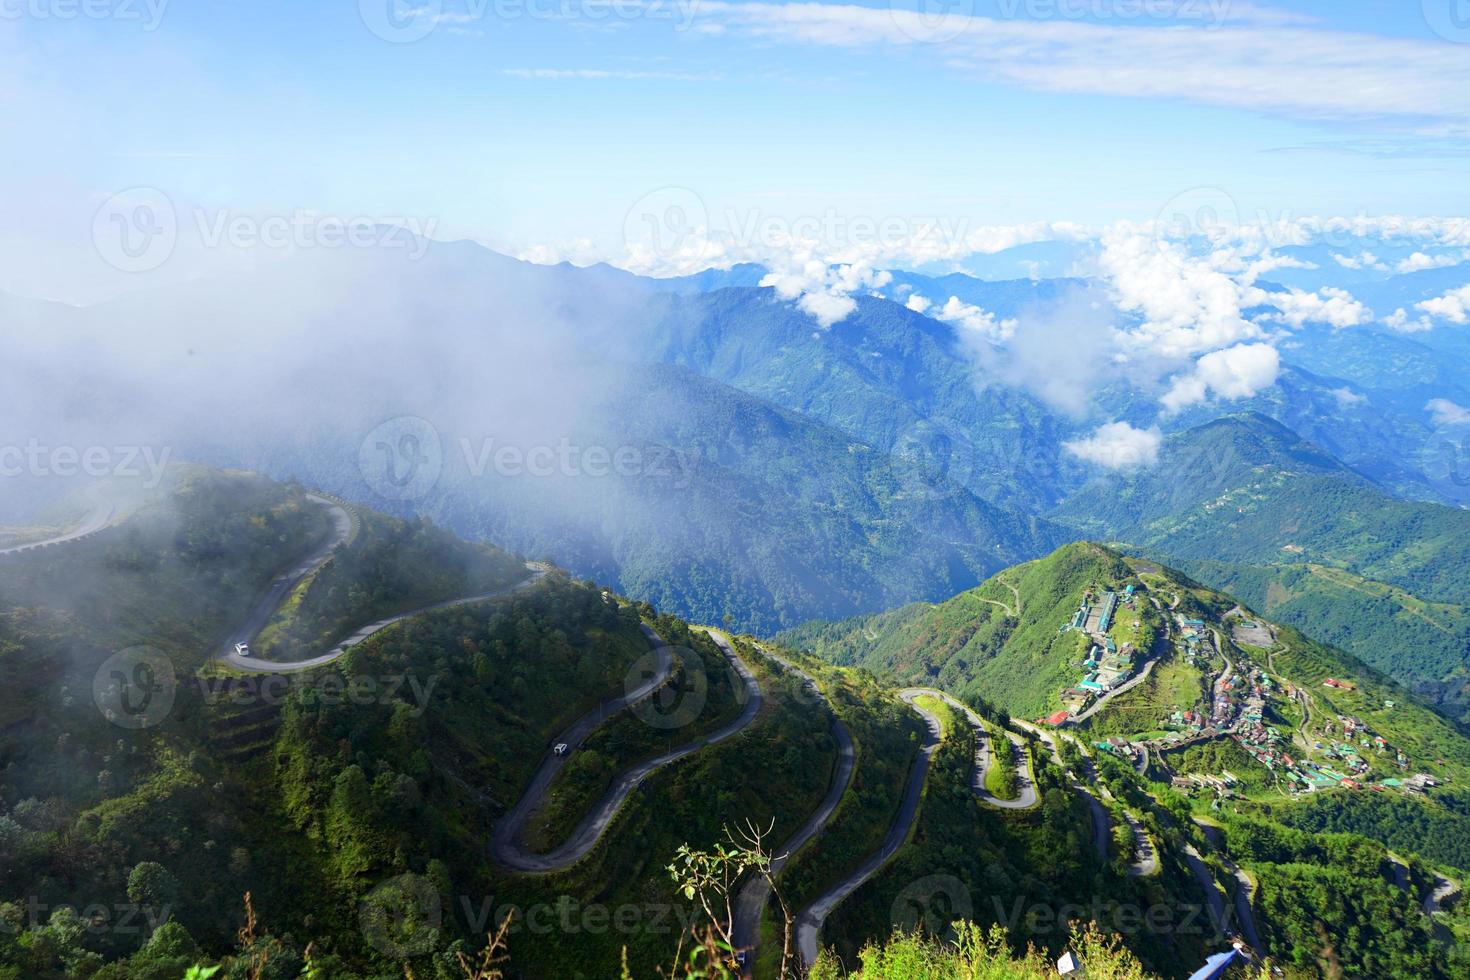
1214, 817, 1465, 978
254, 509, 527, 659
776, 666, 925, 921
1266, 790, 1470, 873
820, 698, 1214, 978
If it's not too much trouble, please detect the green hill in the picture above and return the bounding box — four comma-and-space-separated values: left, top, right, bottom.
776, 542, 1146, 719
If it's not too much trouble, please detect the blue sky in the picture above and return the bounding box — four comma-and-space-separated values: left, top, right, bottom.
3, 0, 1470, 295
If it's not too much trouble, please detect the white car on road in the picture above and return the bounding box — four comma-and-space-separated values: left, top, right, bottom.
234, 643, 251, 658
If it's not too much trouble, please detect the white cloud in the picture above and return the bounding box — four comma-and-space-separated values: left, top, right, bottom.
1161, 342, 1281, 413
1063, 421, 1162, 470
1329, 387, 1366, 407
1427, 398, 1470, 427
687, 2, 1470, 135
1385, 308, 1435, 333
1394, 251, 1464, 274
759, 258, 890, 328
1268, 286, 1372, 329
1417, 284, 1470, 324
932, 295, 1017, 342
1098, 229, 1265, 359
904, 293, 932, 314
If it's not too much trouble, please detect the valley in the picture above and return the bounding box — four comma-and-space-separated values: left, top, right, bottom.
5, 476, 1466, 978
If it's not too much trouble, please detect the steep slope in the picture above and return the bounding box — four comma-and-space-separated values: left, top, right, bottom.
639, 288, 1083, 512
777, 541, 1138, 719
1053, 413, 1470, 605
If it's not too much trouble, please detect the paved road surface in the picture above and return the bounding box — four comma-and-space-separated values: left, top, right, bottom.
1181, 843, 1230, 938
795, 691, 942, 970
1012, 721, 1110, 859
0, 497, 116, 556
219, 494, 353, 670
491, 628, 763, 873
1122, 810, 1159, 876
226, 568, 547, 674
1424, 875, 1460, 915
1065, 653, 1162, 725
904, 688, 1039, 809
729, 643, 855, 975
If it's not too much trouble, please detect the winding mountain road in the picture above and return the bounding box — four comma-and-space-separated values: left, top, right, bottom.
491, 628, 763, 873
0, 497, 116, 556
219, 494, 354, 670
1013, 721, 1110, 860
904, 688, 1039, 810
730, 643, 855, 974
794, 690, 942, 970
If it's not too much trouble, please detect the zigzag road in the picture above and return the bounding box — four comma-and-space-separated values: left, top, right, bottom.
795, 688, 1049, 970
904, 688, 1039, 810
1012, 720, 1110, 860
794, 690, 943, 970
217, 494, 547, 674
0, 496, 116, 556
730, 643, 855, 975
491, 628, 762, 872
